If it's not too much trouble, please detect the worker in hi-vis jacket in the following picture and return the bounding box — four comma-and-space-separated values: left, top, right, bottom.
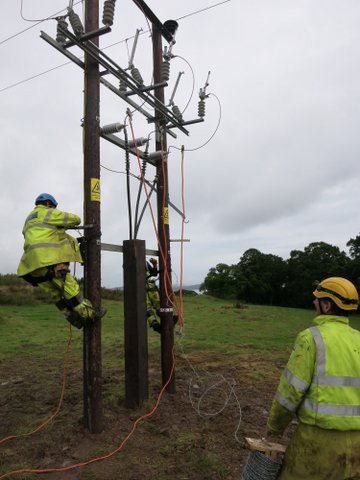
145, 257, 178, 334
146, 258, 161, 333
17, 193, 105, 328
266, 277, 360, 479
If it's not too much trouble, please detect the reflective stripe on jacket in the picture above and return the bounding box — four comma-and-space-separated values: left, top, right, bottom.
267, 315, 360, 433
17, 205, 82, 276
146, 271, 158, 292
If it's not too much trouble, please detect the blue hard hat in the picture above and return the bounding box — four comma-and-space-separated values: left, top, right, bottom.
35, 193, 58, 207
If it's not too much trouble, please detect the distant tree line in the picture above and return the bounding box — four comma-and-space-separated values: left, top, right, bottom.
0, 273, 123, 304
200, 235, 360, 309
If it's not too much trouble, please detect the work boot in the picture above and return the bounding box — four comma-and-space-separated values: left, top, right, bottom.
67, 306, 107, 329
151, 320, 161, 333
95, 306, 107, 319
73, 298, 95, 320
64, 310, 84, 329
81, 307, 107, 327
86, 304, 107, 322
53, 263, 70, 279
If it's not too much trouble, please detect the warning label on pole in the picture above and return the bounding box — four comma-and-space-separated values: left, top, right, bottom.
91, 178, 100, 202
163, 207, 169, 225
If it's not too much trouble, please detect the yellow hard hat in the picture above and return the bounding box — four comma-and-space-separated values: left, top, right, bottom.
313, 277, 359, 311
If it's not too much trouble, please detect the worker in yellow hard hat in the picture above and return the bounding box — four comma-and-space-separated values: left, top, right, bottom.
266, 277, 360, 479
17, 193, 105, 328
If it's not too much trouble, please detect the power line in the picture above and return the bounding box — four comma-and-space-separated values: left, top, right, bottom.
177, 0, 231, 21
0, 1, 231, 94
0, 0, 84, 46
0, 22, 42, 46
0, 62, 73, 93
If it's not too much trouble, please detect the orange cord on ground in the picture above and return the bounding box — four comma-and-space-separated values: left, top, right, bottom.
0, 324, 73, 446
0, 345, 177, 479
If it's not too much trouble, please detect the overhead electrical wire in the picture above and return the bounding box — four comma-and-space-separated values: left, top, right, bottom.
19, 0, 83, 23
177, 0, 231, 21
0, 0, 83, 45
0, 61, 73, 93
172, 55, 195, 115
170, 92, 222, 153
0, 0, 231, 93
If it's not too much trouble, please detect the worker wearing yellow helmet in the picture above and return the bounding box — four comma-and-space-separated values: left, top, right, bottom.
266, 277, 360, 479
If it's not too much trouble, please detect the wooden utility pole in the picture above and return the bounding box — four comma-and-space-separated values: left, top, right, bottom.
41, 0, 198, 422
152, 24, 175, 393
83, 0, 103, 433
123, 240, 149, 408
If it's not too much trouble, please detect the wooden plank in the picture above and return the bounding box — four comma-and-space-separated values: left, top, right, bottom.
244, 437, 286, 459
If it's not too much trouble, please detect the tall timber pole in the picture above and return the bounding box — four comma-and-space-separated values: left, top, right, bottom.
83, 0, 103, 432
152, 23, 175, 393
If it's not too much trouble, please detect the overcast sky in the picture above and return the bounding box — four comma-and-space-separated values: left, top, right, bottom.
1, 0, 360, 288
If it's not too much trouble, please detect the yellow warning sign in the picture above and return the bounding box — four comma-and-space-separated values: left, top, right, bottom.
91, 178, 100, 202
163, 207, 169, 225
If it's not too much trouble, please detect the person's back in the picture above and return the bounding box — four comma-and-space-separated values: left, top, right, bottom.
266, 277, 360, 479
18, 201, 82, 277
294, 315, 360, 432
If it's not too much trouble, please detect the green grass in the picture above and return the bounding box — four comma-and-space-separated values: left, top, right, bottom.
180, 296, 312, 354
1, 295, 360, 479
1, 295, 360, 363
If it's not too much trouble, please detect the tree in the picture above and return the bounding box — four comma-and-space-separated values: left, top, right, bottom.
200, 263, 237, 299
200, 238, 359, 309
347, 234, 360, 259
235, 249, 286, 305
284, 242, 350, 308
346, 234, 360, 285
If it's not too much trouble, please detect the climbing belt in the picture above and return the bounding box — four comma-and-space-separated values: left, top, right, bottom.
241, 451, 283, 480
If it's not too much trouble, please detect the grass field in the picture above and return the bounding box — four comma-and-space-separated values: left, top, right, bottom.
0, 295, 320, 361
1, 295, 359, 479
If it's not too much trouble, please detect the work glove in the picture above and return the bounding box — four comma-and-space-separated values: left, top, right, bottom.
151, 320, 161, 333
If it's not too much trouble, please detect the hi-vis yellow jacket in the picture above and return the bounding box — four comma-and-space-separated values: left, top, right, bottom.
267, 315, 360, 434
17, 205, 82, 276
